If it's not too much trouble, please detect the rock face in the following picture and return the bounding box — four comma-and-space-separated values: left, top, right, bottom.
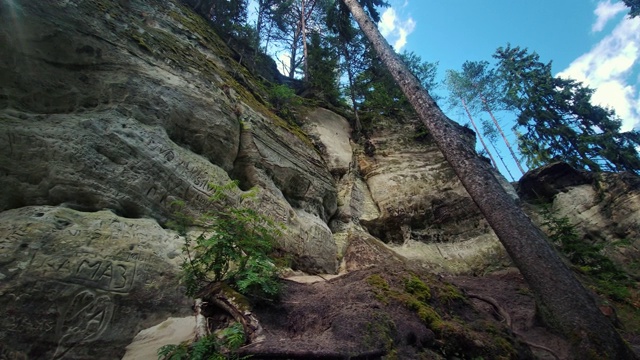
353, 121, 508, 273
0, 0, 337, 273
0, 206, 190, 359
5, 0, 640, 358
0, 1, 339, 357
518, 162, 640, 274
303, 108, 354, 178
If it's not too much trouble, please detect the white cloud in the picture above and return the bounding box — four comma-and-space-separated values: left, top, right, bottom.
378, 7, 415, 51
558, 11, 640, 131
592, 0, 627, 32
379, 8, 396, 37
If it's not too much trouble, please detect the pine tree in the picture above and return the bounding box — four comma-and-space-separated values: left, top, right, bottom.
306, 31, 341, 104
623, 0, 639, 17
341, 0, 637, 357
445, 69, 499, 171
495, 45, 640, 173
326, 0, 388, 136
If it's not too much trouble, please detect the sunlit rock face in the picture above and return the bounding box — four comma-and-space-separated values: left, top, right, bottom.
312, 115, 511, 274
0, 0, 338, 274
355, 121, 507, 273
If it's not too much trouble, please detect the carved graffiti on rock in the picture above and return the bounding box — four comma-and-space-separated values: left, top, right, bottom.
52, 289, 114, 359
72, 259, 136, 293
28, 253, 137, 294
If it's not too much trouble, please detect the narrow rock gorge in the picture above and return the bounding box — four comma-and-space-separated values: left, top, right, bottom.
1, 1, 639, 359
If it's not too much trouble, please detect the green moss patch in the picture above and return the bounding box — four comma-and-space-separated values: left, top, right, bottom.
365, 272, 523, 359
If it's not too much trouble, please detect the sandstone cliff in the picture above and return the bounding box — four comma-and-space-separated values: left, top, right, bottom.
1, 0, 639, 359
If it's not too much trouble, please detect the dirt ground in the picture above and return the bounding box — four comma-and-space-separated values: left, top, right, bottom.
449, 269, 571, 360
238, 263, 538, 359
233, 263, 640, 359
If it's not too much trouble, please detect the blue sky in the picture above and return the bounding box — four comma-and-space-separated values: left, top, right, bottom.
379, 0, 640, 180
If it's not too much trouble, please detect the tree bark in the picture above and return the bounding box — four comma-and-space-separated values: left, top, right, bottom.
341, 0, 637, 358
341, 46, 362, 136
197, 282, 264, 343
301, 0, 309, 81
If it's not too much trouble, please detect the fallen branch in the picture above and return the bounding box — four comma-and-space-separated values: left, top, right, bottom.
194, 298, 209, 340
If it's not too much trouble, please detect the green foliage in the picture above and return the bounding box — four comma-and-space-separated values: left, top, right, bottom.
267, 84, 301, 123
173, 181, 282, 300
494, 44, 640, 174
622, 0, 639, 17
414, 122, 431, 142
365, 272, 519, 358
157, 324, 247, 360
158, 343, 189, 360
355, 48, 439, 124
189, 336, 218, 360
404, 275, 431, 302
540, 206, 635, 301
217, 323, 246, 350
181, 0, 248, 38
306, 31, 341, 106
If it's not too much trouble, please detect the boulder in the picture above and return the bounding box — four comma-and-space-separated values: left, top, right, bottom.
0, 206, 190, 359
516, 162, 593, 202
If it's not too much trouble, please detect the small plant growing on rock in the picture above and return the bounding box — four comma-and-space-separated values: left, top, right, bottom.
170, 181, 282, 300
540, 205, 635, 302
267, 84, 301, 123
159, 181, 283, 359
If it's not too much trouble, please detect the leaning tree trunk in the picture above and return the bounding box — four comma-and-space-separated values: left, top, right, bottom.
341, 0, 637, 358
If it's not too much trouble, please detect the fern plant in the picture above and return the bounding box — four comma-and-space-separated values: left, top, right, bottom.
157, 343, 189, 360
218, 323, 246, 350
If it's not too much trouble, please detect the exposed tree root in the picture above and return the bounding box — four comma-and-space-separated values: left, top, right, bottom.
468, 293, 561, 360
194, 298, 208, 340
468, 293, 512, 327
196, 282, 264, 342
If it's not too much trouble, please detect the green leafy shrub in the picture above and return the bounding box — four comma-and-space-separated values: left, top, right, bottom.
157, 323, 247, 360
267, 84, 301, 123
173, 181, 282, 300
160, 182, 282, 359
